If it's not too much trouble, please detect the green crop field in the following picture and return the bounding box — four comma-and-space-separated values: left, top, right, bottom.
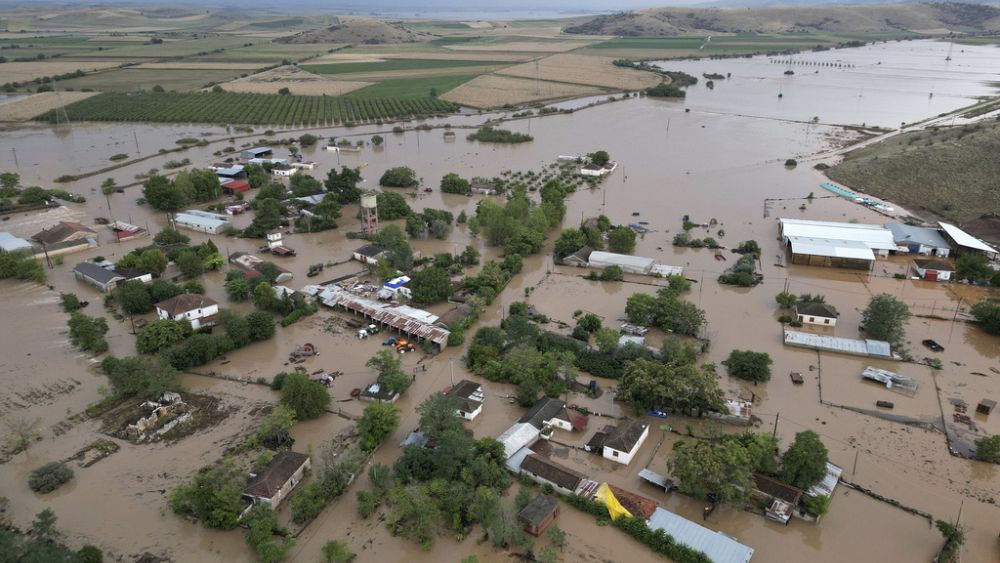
36, 91, 458, 125
344, 74, 478, 100
303, 58, 510, 75
65, 35, 251, 59
55, 67, 250, 92
0, 35, 148, 59
192, 42, 341, 63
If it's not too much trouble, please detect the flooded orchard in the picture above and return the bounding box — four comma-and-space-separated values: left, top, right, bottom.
1, 38, 999, 563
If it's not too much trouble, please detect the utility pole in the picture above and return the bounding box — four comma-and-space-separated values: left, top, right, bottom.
851, 449, 859, 478
772, 412, 780, 438
449, 357, 455, 386
10, 147, 18, 171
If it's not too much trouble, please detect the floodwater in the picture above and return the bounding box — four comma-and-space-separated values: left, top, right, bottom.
1, 39, 999, 562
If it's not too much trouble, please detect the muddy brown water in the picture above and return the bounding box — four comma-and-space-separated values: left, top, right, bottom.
1, 41, 1000, 562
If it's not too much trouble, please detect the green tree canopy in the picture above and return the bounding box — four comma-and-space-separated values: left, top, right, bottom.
725, 350, 773, 383
169, 458, 245, 530
618, 358, 725, 414
780, 430, 829, 490
861, 293, 910, 345
358, 403, 400, 452
280, 372, 331, 420
380, 166, 418, 187
607, 226, 636, 253
410, 267, 451, 304
101, 355, 181, 399
136, 319, 190, 354
970, 300, 1000, 335
325, 166, 363, 204
669, 439, 753, 506
142, 174, 185, 212
118, 280, 153, 314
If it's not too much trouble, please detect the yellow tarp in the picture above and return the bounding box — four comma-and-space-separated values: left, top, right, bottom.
594, 482, 632, 521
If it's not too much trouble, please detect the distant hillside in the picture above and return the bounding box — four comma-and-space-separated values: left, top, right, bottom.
277, 16, 428, 44
564, 2, 1000, 35
827, 120, 1000, 230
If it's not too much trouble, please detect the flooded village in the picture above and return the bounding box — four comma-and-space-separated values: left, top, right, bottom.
1, 37, 1000, 563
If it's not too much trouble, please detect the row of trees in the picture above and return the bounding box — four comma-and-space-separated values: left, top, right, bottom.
142, 170, 222, 213
625, 275, 705, 337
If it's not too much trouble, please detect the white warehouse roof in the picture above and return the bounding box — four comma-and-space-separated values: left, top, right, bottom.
779, 218, 896, 251
938, 222, 996, 254
787, 237, 875, 261
0, 232, 33, 253
174, 213, 230, 230
648, 508, 754, 563
588, 251, 655, 273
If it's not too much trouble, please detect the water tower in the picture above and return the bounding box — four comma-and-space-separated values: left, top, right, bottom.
361, 190, 379, 235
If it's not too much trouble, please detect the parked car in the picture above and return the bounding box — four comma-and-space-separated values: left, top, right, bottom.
922, 339, 944, 352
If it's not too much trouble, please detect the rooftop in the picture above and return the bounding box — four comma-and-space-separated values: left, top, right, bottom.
519, 397, 567, 429
794, 302, 839, 318
498, 422, 541, 459
788, 236, 875, 261
156, 294, 219, 316
784, 330, 892, 359
244, 451, 309, 499
243, 147, 273, 156
517, 494, 559, 528
315, 285, 449, 346
648, 507, 754, 563
752, 474, 803, 505
0, 231, 33, 253
446, 379, 484, 414
938, 222, 996, 253
31, 221, 95, 245
886, 223, 950, 249
913, 258, 954, 271
588, 251, 656, 270
780, 218, 896, 251
174, 212, 229, 230
73, 262, 123, 284
603, 419, 648, 453
606, 484, 658, 520
520, 454, 584, 492
354, 244, 385, 258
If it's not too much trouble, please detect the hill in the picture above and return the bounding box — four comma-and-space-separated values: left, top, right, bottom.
826, 120, 1000, 235
564, 2, 1000, 35
277, 16, 428, 44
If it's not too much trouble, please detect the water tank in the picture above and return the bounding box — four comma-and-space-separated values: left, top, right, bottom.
361, 192, 378, 209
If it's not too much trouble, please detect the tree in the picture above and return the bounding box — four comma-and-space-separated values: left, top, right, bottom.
725, 350, 773, 383
101, 177, 117, 219
861, 293, 910, 345
358, 403, 400, 451
325, 166, 363, 204
153, 228, 190, 245
77, 545, 104, 563
956, 253, 992, 282
410, 267, 451, 303
371, 134, 384, 147
775, 291, 797, 309
169, 458, 246, 530
3, 417, 41, 455
101, 355, 181, 399
367, 349, 410, 394
594, 327, 620, 353
17, 186, 51, 205
136, 319, 190, 354
547, 525, 566, 548
249, 404, 297, 450
67, 312, 109, 354
375, 191, 411, 220
244, 504, 294, 563
379, 166, 417, 187
935, 519, 966, 563
289, 172, 323, 197
118, 280, 153, 314
669, 439, 753, 506
174, 169, 221, 202
246, 310, 276, 341
780, 430, 829, 489
975, 435, 1000, 463
440, 172, 470, 195
618, 359, 725, 415
0, 171, 19, 191
600, 265, 624, 281
174, 249, 203, 278
137, 248, 168, 274
225, 277, 250, 301
246, 163, 268, 189
31, 508, 59, 542
280, 372, 330, 420
589, 150, 610, 166
970, 300, 1000, 335
576, 313, 602, 334
225, 315, 252, 348
299, 133, 318, 147
322, 540, 355, 562
143, 174, 185, 213
245, 198, 285, 238
253, 281, 279, 311
28, 462, 74, 493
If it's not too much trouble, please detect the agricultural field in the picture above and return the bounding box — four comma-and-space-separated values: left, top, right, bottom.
440, 74, 604, 108
134, 62, 268, 71
497, 53, 662, 90
63, 35, 251, 59
344, 74, 479, 100
187, 42, 343, 64
54, 67, 250, 92
0, 35, 148, 60
577, 32, 920, 58
301, 57, 513, 75
0, 91, 97, 121
36, 91, 458, 125
0, 60, 124, 85
443, 39, 594, 53
216, 65, 370, 96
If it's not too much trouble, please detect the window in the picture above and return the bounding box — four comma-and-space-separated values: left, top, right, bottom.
611, 450, 619, 457
809, 317, 815, 322
824, 319, 830, 324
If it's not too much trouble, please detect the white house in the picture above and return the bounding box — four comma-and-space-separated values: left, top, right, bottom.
353, 244, 386, 265
272, 164, 295, 177
601, 419, 649, 466
913, 259, 954, 282
794, 302, 839, 327
155, 294, 220, 330
520, 397, 573, 432
445, 379, 485, 421
290, 161, 317, 170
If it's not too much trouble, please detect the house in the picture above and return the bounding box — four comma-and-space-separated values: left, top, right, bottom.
359, 382, 399, 403
290, 161, 317, 170
445, 379, 485, 420
519, 454, 584, 496
580, 161, 617, 177
73, 262, 125, 293
779, 218, 896, 270
913, 258, 954, 282
241, 147, 273, 160
752, 474, 803, 525
601, 419, 649, 465
31, 221, 95, 246
470, 182, 497, 195
173, 211, 230, 234
353, 244, 386, 265
794, 302, 839, 326
518, 495, 560, 536
520, 397, 572, 431
114, 267, 153, 285
155, 294, 220, 330
272, 164, 295, 177
560, 245, 594, 267
938, 222, 998, 260
0, 232, 34, 253
648, 507, 754, 563
886, 223, 951, 257
243, 451, 310, 509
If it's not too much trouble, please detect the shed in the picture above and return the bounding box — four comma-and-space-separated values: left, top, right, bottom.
174, 212, 230, 234
638, 468, 675, 492
648, 508, 754, 563
0, 232, 34, 253
561, 245, 594, 267
783, 330, 893, 359
353, 244, 386, 265
222, 180, 250, 194
359, 382, 399, 403
913, 259, 954, 282
977, 399, 996, 415
519, 397, 570, 431
243, 451, 310, 509
519, 454, 584, 496
938, 222, 998, 259
886, 223, 951, 257
787, 237, 875, 269
241, 147, 273, 160
73, 262, 125, 293
498, 422, 540, 459
588, 251, 655, 275
517, 495, 560, 536
794, 302, 839, 326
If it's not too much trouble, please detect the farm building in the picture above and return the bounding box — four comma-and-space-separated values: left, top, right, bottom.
913, 259, 954, 281
518, 495, 560, 536
211, 164, 246, 181
243, 451, 310, 509
794, 302, 839, 326
560, 245, 594, 267
173, 211, 230, 234
445, 379, 485, 420
648, 508, 754, 563
580, 161, 617, 177
498, 422, 540, 459
938, 222, 998, 260
886, 224, 950, 257
31, 221, 95, 246
600, 419, 649, 465
241, 147, 273, 160
114, 267, 153, 285
312, 285, 450, 350
359, 382, 399, 403
353, 244, 386, 265
518, 454, 584, 496
221, 180, 250, 195
752, 474, 803, 525
779, 218, 896, 269
588, 251, 656, 275
0, 232, 34, 253
73, 262, 125, 293
784, 330, 893, 359
470, 182, 497, 195
247, 157, 288, 166
291, 161, 317, 170
155, 294, 220, 330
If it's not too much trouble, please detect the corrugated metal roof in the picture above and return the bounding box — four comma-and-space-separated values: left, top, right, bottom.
316, 286, 449, 345
506, 446, 534, 473
0, 231, 33, 252
648, 508, 754, 563
938, 222, 997, 254
788, 237, 875, 261
780, 218, 895, 251
497, 422, 540, 459
650, 264, 684, 277
783, 330, 892, 358
886, 224, 950, 249
174, 213, 229, 230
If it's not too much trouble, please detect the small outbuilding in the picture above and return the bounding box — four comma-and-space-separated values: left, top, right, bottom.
353, 244, 386, 266
73, 262, 125, 293
0, 231, 34, 253
359, 382, 399, 403
560, 245, 594, 267
886, 223, 951, 257
517, 494, 560, 537
520, 397, 572, 431
913, 259, 954, 282
795, 302, 839, 327
977, 399, 996, 416
241, 147, 273, 160
243, 451, 310, 509
601, 419, 649, 465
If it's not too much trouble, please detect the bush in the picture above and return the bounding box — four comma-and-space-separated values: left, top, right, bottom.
725, 350, 772, 383
357, 489, 380, 518
28, 462, 74, 493
280, 372, 331, 420
976, 435, 1000, 463
59, 292, 81, 312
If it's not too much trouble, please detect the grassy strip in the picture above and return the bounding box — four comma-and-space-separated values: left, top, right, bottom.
344, 74, 479, 100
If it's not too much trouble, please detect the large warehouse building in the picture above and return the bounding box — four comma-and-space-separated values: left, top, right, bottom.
778, 219, 897, 270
